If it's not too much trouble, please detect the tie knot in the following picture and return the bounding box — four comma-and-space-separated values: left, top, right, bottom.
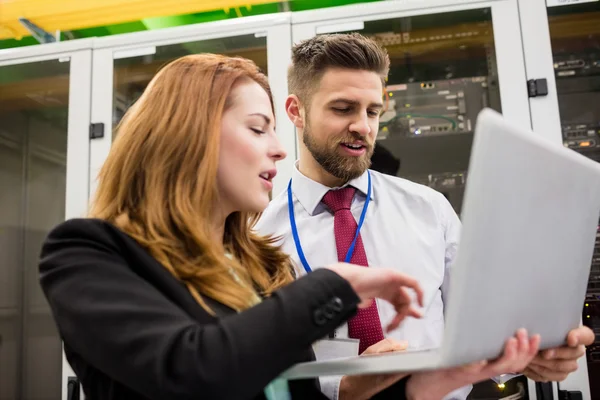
322, 187, 356, 213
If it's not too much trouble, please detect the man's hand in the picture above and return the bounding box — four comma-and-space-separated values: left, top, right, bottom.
339, 338, 409, 400
523, 326, 594, 382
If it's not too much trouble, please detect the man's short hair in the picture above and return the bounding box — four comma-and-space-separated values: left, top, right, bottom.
288, 32, 390, 105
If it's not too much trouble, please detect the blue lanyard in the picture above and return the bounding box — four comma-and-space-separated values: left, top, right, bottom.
287, 171, 372, 273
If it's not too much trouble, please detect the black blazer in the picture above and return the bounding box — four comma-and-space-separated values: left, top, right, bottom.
38, 218, 364, 400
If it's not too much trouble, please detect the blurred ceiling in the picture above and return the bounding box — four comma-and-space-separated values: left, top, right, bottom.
0, 0, 278, 40
0, 0, 381, 48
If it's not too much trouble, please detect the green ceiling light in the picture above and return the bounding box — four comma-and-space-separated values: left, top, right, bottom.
291, 0, 380, 11
105, 21, 150, 35
142, 15, 207, 30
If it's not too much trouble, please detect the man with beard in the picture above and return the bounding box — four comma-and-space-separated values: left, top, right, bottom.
255, 33, 594, 400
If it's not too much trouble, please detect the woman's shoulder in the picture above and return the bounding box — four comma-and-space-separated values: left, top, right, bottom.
41, 218, 138, 260
39, 218, 165, 291
47, 217, 129, 242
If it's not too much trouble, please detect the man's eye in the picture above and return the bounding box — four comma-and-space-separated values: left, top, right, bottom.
368, 110, 380, 117
333, 108, 350, 113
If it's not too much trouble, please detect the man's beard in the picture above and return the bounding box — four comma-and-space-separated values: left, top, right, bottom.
303, 121, 374, 184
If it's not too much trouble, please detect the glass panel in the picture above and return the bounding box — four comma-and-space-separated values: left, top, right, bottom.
0, 59, 68, 400
112, 34, 268, 139
353, 8, 501, 217
547, 3, 600, 397
323, 9, 529, 398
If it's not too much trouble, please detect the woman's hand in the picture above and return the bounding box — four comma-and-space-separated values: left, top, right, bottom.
325, 263, 424, 331
406, 329, 541, 400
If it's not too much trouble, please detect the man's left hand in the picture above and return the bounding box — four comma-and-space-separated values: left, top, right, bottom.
523, 326, 595, 382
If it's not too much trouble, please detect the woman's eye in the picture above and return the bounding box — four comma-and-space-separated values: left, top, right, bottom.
250, 128, 265, 134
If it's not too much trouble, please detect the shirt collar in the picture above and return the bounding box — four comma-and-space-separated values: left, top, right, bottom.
290, 161, 373, 216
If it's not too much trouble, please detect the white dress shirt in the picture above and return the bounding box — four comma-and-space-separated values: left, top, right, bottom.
255, 163, 469, 400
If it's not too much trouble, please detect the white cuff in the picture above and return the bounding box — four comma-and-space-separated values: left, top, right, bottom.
319, 375, 343, 400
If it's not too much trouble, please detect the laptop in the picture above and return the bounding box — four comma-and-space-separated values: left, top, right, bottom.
281, 108, 600, 379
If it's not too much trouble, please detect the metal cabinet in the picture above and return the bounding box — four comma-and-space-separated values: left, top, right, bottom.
0, 40, 92, 400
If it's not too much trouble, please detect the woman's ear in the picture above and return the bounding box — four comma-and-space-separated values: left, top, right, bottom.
285, 95, 304, 130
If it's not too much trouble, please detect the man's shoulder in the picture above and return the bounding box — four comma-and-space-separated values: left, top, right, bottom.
370, 171, 461, 231
369, 169, 447, 205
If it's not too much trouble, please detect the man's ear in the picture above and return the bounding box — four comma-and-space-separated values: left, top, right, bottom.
285, 94, 305, 130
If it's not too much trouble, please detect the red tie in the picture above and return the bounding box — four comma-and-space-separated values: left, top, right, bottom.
322, 187, 384, 354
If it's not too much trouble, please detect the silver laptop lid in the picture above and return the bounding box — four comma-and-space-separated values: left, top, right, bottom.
441, 108, 600, 367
